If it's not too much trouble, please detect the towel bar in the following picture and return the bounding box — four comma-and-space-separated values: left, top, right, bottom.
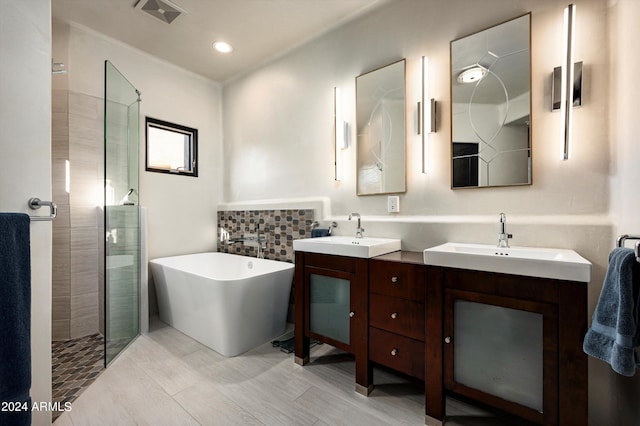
616, 234, 640, 263
28, 197, 57, 221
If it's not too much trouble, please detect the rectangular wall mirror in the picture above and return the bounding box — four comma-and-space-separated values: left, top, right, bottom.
356, 59, 406, 195
145, 117, 198, 177
451, 14, 531, 188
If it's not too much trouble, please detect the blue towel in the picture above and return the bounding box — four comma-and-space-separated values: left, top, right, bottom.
311, 228, 330, 238
583, 247, 640, 376
0, 213, 32, 425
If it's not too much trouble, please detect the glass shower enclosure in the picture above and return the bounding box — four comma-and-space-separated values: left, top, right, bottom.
104, 61, 141, 365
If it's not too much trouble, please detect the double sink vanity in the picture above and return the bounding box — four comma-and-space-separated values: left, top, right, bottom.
290, 6, 591, 423
293, 232, 591, 425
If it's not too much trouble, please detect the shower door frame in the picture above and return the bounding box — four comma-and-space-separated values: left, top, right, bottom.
104, 60, 141, 366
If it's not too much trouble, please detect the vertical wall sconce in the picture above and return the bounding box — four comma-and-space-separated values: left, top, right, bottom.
420, 56, 437, 173
333, 87, 348, 181
559, 4, 577, 160
65, 160, 70, 193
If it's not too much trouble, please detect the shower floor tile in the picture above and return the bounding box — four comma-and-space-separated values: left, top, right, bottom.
51, 333, 104, 421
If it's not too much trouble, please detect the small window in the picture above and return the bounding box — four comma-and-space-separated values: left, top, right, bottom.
145, 117, 198, 177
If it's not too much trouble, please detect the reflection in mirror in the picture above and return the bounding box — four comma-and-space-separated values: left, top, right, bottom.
145, 117, 198, 177
451, 14, 531, 188
356, 59, 406, 195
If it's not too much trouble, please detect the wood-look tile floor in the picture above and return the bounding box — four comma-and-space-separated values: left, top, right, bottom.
54, 318, 512, 425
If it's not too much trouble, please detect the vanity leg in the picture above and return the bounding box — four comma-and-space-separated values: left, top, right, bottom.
425, 267, 445, 424
425, 415, 445, 426
353, 257, 372, 395
355, 382, 373, 396
294, 252, 309, 365
355, 356, 373, 395
293, 325, 309, 364
558, 281, 588, 425
294, 354, 309, 366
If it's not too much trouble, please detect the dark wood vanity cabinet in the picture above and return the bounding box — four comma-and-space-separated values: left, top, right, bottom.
294, 251, 372, 393
295, 251, 588, 426
369, 253, 426, 380
427, 267, 588, 426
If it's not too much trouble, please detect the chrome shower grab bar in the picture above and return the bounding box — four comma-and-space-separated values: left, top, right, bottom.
28, 197, 57, 221
616, 234, 640, 262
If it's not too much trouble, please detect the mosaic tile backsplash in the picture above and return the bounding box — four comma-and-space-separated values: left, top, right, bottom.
217, 209, 315, 263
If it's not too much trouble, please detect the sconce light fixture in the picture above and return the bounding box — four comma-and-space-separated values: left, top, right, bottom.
333, 87, 348, 181
556, 3, 578, 160
65, 160, 70, 193
420, 56, 437, 173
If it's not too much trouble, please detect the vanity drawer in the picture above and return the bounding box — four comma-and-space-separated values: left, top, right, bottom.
369, 293, 424, 341
369, 327, 424, 380
370, 259, 425, 301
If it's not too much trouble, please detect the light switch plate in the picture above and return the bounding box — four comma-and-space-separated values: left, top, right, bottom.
387, 196, 400, 213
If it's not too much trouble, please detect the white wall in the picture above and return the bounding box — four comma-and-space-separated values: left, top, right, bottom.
607, 0, 640, 423
222, 0, 637, 424
223, 0, 609, 218
223, 0, 611, 253
610, 0, 640, 235
0, 1, 52, 424
61, 24, 224, 261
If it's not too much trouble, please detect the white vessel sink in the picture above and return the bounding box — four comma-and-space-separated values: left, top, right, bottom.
293, 236, 401, 259
423, 242, 591, 282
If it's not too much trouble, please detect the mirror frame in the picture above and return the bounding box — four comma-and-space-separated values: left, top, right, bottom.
356, 59, 407, 196
450, 13, 532, 189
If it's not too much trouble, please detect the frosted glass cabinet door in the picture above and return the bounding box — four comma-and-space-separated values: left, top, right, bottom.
309, 273, 350, 344
454, 300, 543, 410
444, 289, 558, 423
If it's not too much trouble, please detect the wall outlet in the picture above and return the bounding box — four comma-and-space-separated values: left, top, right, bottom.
387, 195, 400, 213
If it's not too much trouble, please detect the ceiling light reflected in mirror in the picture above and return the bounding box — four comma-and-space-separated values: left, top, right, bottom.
457, 66, 487, 84
213, 41, 234, 53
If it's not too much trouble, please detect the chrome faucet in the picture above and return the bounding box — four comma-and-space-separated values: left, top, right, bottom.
497, 212, 513, 248
348, 213, 364, 239
255, 224, 266, 259
222, 225, 267, 259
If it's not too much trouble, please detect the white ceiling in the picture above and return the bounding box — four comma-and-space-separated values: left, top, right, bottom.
52, 0, 389, 84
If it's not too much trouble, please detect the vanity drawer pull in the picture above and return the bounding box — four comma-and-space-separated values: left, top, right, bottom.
391, 276, 398, 283
391, 348, 398, 356
349, 311, 355, 318
445, 336, 451, 344
391, 312, 398, 319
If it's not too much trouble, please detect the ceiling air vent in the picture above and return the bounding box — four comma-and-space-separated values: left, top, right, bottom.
134, 0, 185, 24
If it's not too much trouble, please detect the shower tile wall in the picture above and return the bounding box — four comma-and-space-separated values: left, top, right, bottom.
52, 90, 71, 340
217, 209, 315, 263
52, 90, 104, 340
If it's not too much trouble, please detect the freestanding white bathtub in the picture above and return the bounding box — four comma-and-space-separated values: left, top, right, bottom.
150, 252, 294, 357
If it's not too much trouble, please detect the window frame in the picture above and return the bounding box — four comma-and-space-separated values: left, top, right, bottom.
144, 116, 198, 177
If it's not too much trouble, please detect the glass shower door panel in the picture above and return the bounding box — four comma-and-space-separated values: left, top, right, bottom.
309, 274, 350, 345
104, 61, 140, 366
453, 300, 543, 412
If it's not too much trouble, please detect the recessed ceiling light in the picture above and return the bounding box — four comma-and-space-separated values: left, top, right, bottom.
457, 66, 487, 84
213, 41, 233, 54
